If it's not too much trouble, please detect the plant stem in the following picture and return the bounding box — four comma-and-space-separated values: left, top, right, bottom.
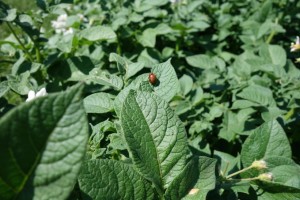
284, 107, 295, 121
266, 18, 278, 44
266, 30, 275, 44
226, 165, 253, 179
35, 46, 41, 63
227, 177, 260, 182
6, 22, 34, 62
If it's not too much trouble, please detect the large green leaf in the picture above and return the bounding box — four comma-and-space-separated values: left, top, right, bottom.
0, 84, 89, 200
121, 90, 190, 192
241, 120, 291, 168
78, 159, 156, 200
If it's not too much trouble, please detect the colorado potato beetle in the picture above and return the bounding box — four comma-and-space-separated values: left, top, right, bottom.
149, 73, 157, 85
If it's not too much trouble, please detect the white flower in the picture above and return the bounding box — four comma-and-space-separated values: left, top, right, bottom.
63, 28, 74, 35
291, 36, 300, 52
51, 20, 66, 30
26, 88, 47, 102
57, 14, 68, 22
51, 14, 74, 35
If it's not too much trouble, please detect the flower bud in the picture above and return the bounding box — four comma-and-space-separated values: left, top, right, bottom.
258, 172, 273, 181
251, 160, 267, 170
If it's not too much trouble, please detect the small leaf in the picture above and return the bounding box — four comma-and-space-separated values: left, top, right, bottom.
7, 72, 32, 95
259, 44, 286, 67
78, 159, 156, 200
219, 110, 245, 142
179, 75, 193, 96
83, 92, 114, 114
138, 28, 157, 47
107, 133, 127, 151
0, 84, 89, 200
79, 26, 116, 41
90, 70, 123, 90
109, 53, 130, 75
109, 53, 144, 79
241, 120, 291, 169
0, 81, 9, 98
186, 54, 215, 69
0, 1, 16, 22
126, 62, 145, 80
138, 48, 160, 66
175, 100, 192, 116
12, 58, 42, 75
191, 87, 204, 106
213, 150, 239, 176
237, 85, 276, 106
152, 59, 180, 102
51, 34, 74, 53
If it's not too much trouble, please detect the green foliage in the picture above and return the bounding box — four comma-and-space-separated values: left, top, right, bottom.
1, 0, 300, 199
0, 84, 88, 199
78, 159, 156, 200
